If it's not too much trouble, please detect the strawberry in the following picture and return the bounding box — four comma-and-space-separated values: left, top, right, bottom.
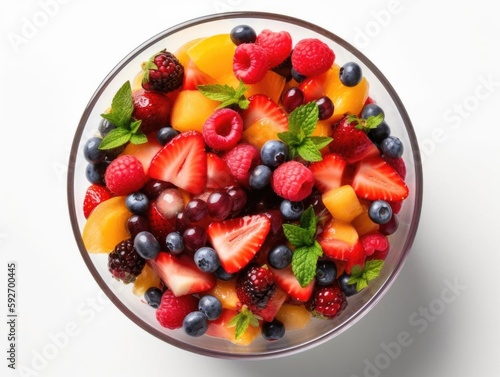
155, 289, 199, 329
382, 155, 407, 179
351, 156, 409, 201
329, 115, 380, 164
83, 184, 112, 218
148, 252, 216, 297
132, 89, 172, 135
148, 130, 207, 195
206, 214, 271, 274
309, 153, 347, 193
270, 265, 315, 302
206, 152, 235, 189
240, 94, 288, 130
299, 77, 326, 103
182, 60, 216, 90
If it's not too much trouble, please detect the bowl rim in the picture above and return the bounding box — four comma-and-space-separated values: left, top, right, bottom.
67, 10, 423, 359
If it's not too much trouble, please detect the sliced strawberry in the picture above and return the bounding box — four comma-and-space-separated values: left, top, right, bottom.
148, 252, 216, 297
351, 156, 409, 201
309, 153, 347, 193
206, 214, 271, 273
329, 116, 380, 164
270, 265, 315, 302
206, 152, 236, 189
382, 155, 407, 179
83, 184, 112, 218
147, 202, 176, 241
148, 130, 207, 195
318, 239, 366, 274
182, 60, 216, 90
299, 77, 325, 103
240, 94, 288, 130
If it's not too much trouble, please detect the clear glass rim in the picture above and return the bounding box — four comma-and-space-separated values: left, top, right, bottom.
67, 10, 423, 360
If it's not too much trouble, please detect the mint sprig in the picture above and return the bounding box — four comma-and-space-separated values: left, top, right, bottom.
277, 102, 332, 162
283, 206, 323, 287
99, 81, 147, 150
198, 81, 249, 110
348, 113, 384, 131
228, 305, 261, 340
347, 259, 385, 292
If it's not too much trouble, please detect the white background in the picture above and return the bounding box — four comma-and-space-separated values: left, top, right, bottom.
1, 0, 499, 376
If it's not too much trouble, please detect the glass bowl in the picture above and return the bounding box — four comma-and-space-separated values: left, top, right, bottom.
67, 11, 422, 359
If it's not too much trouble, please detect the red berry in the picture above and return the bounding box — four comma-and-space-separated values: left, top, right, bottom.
155, 290, 199, 330
202, 108, 243, 150
105, 155, 147, 195
222, 143, 261, 187
83, 184, 112, 218
291, 38, 335, 77
256, 29, 292, 68
307, 285, 347, 319
271, 161, 315, 202
142, 49, 184, 93
132, 89, 171, 135
236, 264, 275, 312
233, 43, 269, 84
382, 156, 407, 179
360, 232, 389, 257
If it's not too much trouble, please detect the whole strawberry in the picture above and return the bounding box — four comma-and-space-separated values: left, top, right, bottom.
307, 285, 347, 319
142, 49, 184, 93
132, 89, 171, 135
156, 289, 198, 329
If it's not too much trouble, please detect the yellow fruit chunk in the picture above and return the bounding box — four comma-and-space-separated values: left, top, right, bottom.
323, 218, 359, 246
275, 303, 311, 331
82, 196, 132, 253
323, 65, 369, 122
187, 34, 235, 80
121, 137, 162, 173
242, 118, 288, 150
170, 90, 219, 132
132, 71, 144, 92
206, 279, 239, 310
352, 208, 380, 236
322, 185, 364, 223
132, 264, 162, 296
174, 37, 204, 67
246, 70, 286, 104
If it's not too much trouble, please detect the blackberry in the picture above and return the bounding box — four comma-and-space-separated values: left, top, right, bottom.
236, 264, 275, 311
108, 239, 145, 283
142, 49, 184, 93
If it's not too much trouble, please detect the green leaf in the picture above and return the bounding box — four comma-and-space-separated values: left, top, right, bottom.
282, 224, 312, 247
309, 136, 333, 150
198, 81, 248, 110
105, 81, 134, 129
130, 132, 148, 145
347, 260, 385, 292
277, 131, 301, 146
228, 305, 261, 340
129, 119, 142, 134
297, 138, 323, 162
364, 259, 384, 280
365, 113, 384, 129
292, 243, 323, 287
288, 102, 318, 136
299, 206, 317, 238
98, 128, 132, 150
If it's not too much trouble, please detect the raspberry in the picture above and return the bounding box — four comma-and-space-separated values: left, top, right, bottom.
108, 239, 145, 284
105, 155, 147, 195
222, 143, 261, 187
233, 43, 269, 84
142, 49, 184, 93
156, 290, 199, 329
256, 29, 292, 68
291, 38, 335, 77
360, 232, 389, 257
271, 161, 315, 202
307, 285, 347, 319
202, 108, 243, 150
236, 264, 275, 312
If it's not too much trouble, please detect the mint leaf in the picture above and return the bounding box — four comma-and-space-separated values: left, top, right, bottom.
130, 132, 148, 145
292, 242, 323, 287
98, 127, 132, 150
349, 113, 384, 131
289, 101, 318, 136
310, 136, 333, 150
347, 259, 385, 292
228, 305, 261, 340
101, 81, 134, 129
297, 138, 323, 162
283, 224, 313, 247
299, 206, 317, 239
198, 81, 249, 110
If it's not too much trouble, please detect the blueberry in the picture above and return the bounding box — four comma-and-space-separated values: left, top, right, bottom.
338, 273, 359, 297
291, 67, 306, 83
215, 265, 235, 281
198, 295, 223, 320
133, 231, 160, 259
165, 232, 184, 255
157, 126, 179, 146
381, 136, 404, 158
339, 62, 363, 87
280, 200, 304, 221
316, 260, 337, 286
85, 162, 107, 185
367, 120, 391, 144
193, 247, 220, 273
83, 137, 106, 163
249, 165, 272, 190
368, 200, 393, 224
98, 118, 116, 137
262, 319, 285, 341
144, 287, 163, 308
183, 311, 208, 337
268, 245, 293, 270
361, 103, 385, 120
125, 192, 149, 215
261, 140, 288, 169
230, 25, 257, 45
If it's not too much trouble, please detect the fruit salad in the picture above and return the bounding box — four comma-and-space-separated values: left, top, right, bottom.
80, 23, 409, 345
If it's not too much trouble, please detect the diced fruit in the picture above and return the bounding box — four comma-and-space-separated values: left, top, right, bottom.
322, 185, 363, 223
270, 265, 315, 302
148, 131, 207, 195
121, 136, 162, 173
82, 196, 132, 253
148, 252, 216, 297
207, 214, 271, 273
245, 70, 286, 105
187, 34, 235, 80
242, 118, 288, 150
352, 206, 380, 236
319, 218, 359, 246
182, 60, 216, 90
241, 94, 288, 130
174, 38, 204, 67
206, 308, 261, 345
206, 279, 239, 310
299, 77, 326, 103
83, 184, 112, 218
275, 303, 311, 331
170, 90, 219, 133
309, 153, 347, 193
132, 263, 162, 296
